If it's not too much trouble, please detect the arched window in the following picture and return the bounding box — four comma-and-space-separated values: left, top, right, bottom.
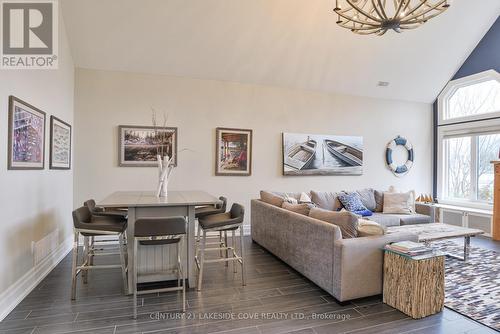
437, 70, 500, 206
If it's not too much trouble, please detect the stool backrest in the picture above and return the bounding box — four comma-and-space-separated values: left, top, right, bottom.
135, 217, 187, 237
217, 196, 228, 212
229, 203, 245, 224
72, 206, 91, 228
84, 199, 97, 211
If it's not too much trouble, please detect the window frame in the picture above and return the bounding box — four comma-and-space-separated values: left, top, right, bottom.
437, 69, 500, 126
437, 70, 500, 209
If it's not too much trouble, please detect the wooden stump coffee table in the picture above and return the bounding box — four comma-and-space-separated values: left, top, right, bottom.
383, 248, 445, 319
387, 223, 484, 262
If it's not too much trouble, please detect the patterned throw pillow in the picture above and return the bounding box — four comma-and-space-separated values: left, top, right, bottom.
338, 192, 368, 212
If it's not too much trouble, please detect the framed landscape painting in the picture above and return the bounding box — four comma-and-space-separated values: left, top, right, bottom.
49, 116, 72, 169
215, 127, 252, 176
8, 96, 46, 170
118, 125, 177, 167
282, 132, 363, 176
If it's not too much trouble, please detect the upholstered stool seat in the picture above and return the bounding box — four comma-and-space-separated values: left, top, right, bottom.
76, 215, 127, 235
198, 212, 242, 230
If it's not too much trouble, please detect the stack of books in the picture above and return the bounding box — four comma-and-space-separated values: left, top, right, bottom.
385, 241, 432, 257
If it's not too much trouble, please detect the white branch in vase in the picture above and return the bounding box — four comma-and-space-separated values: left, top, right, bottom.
157, 154, 175, 197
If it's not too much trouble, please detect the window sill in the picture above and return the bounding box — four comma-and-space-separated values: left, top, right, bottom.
437, 198, 493, 211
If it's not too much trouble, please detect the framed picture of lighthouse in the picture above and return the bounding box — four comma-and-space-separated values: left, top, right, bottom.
8, 96, 46, 170
282, 132, 363, 176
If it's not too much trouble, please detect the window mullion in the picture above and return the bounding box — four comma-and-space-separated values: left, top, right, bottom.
470, 136, 478, 201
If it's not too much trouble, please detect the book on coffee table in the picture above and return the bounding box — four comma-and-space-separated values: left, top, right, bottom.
385, 241, 432, 257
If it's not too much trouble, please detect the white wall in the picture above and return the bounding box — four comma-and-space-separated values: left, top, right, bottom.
74, 69, 432, 225
0, 10, 74, 305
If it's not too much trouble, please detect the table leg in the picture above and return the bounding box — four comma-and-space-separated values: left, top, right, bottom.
187, 205, 196, 288
444, 236, 472, 262
126, 207, 136, 295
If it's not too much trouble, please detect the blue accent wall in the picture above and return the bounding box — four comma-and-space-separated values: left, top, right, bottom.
453, 17, 500, 80
433, 16, 500, 199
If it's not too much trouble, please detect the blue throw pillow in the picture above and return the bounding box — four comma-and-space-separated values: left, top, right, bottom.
338, 192, 368, 212
353, 209, 373, 217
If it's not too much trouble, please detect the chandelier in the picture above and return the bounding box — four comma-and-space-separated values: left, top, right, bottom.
334, 0, 451, 35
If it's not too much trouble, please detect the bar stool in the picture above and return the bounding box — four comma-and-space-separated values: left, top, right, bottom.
71, 206, 128, 300
195, 197, 227, 261
196, 203, 246, 291
84, 199, 128, 267
133, 217, 187, 319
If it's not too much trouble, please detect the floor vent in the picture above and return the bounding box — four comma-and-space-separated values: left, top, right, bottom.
32, 229, 59, 266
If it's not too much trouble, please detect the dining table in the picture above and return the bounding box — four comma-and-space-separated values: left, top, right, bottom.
98, 190, 220, 293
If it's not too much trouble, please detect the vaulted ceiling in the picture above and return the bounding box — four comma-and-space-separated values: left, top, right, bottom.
61, 0, 500, 103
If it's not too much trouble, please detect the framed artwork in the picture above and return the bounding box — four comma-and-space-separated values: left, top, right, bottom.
49, 116, 72, 170
118, 125, 178, 167
216, 127, 252, 176
8, 96, 46, 170
282, 132, 363, 176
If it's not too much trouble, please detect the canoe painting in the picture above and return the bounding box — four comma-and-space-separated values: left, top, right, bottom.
282, 133, 363, 176
324, 139, 363, 166
284, 138, 317, 170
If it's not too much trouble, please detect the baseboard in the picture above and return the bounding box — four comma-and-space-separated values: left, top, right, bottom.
0, 235, 73, 321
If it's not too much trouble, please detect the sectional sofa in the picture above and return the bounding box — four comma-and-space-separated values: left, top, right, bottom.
251, 190, 431, 302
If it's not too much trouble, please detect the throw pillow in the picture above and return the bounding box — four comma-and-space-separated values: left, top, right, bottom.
299, 192, 312, 204
383, 191, 412, 214
310, 191, 342, 211
273, 191, 306, 202
357, 219, 386, 237
338, 192, 368, 212
283, 194, 298, 204
309, 207, 359, 238
260, 191, 284, 207
374, 190, 384, 212
386, 187, 416, 213
281, 202, 311, 216
353, 209, 373, 217
355, 188, 376, 211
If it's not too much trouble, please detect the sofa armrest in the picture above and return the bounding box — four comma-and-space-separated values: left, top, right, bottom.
251, 199, 342, 293
415, 203, 436, 223
333, 232, 418, 301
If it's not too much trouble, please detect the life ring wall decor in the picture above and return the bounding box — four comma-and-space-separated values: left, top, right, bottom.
386, 136, 414, 177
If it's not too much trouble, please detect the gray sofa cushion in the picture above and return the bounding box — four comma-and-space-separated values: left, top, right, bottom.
399, 213, 431, 225
309, 207, 358, 238
310, 191, 342, 211
367, 213, 401, 228
368, 213, 431, 227
356, 188, 376, 211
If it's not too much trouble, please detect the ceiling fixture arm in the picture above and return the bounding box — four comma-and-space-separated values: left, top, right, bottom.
400, 1, 447, 23
345, 0, 380, 22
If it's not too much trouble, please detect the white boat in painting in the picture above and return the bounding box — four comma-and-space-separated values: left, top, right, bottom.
324, 139, 363, 166
284, 139, 317, 170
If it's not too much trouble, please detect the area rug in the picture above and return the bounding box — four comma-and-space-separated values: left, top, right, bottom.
433, 240, 500, 331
